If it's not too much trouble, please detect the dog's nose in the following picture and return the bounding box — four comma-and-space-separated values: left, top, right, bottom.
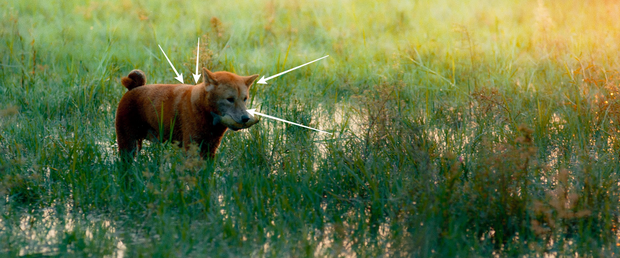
241, 114, 250, 123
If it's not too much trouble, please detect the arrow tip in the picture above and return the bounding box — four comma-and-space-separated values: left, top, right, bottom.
247, 109, 256, 116
257, 76, 268, 84
175, 74, 184, 84
192, 73, 201, 84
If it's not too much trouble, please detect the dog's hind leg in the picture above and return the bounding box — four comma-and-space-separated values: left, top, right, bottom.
117, 133, 139, 163
116, 120, 147, 163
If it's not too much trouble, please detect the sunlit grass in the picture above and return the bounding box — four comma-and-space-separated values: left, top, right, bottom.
2, 0, 620, 256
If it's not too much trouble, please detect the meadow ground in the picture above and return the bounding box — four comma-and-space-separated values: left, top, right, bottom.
2, 0, 620, 256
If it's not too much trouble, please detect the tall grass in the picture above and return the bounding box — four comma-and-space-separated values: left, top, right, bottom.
2, 0, 620, 256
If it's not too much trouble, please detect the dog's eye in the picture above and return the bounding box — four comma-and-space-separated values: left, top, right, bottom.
227, 97, 234, 103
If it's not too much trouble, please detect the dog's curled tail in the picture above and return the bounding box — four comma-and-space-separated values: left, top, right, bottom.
121, 70, 146, 91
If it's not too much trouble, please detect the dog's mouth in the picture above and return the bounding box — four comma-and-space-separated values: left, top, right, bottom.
211, 112, 260, 130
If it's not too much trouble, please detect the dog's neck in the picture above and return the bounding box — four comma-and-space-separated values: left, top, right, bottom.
190, 83, 205, 106
190, 83, 224, 129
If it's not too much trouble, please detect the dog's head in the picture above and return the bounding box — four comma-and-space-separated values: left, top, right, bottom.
202, 68, 260, 131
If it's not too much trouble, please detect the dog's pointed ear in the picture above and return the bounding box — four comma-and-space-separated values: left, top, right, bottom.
244, 74, 259, 89
202, 68, 218, 91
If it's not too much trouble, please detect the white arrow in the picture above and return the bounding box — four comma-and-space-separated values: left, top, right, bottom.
257, 55, 329, 84
247, 109, 332, 134
158, 44, 184, 84
192, 38, 201, 83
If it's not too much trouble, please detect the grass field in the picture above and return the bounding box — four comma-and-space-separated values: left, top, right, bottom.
3, 0, 620, 256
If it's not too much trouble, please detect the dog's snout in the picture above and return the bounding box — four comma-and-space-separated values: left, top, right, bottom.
241, 114, 250, 123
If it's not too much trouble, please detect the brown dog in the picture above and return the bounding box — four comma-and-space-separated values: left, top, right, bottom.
115, 68, 259, 160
